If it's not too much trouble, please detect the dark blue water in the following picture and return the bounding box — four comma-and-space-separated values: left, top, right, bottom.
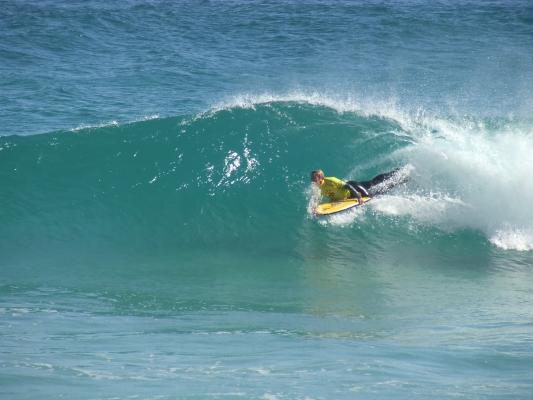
1, 1, 533, 399
2, 0, 533, 136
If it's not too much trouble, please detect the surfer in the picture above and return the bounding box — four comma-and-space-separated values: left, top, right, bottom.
310, 168, 403, 204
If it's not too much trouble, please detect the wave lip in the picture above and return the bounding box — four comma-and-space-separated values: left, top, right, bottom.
209, 90, 413, 124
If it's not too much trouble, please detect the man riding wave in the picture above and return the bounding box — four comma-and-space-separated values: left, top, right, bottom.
310, 168, 405, 205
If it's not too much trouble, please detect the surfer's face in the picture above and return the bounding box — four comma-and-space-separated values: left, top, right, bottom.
312, 175, 324, 186
311, 170, 325, 186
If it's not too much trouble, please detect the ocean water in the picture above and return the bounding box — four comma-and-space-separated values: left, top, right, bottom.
1, 1, 533, 399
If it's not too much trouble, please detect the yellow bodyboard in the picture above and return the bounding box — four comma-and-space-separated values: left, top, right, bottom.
315, 197, 371, 216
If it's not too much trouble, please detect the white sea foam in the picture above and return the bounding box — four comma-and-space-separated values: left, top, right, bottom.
70, 120, 119, 132
262, 394, 279, 400
70, 114, 160, 132
305, 184, 322, 217
380, 116, 533, 251
490, 229, 533, 251
142, 114, 160, 121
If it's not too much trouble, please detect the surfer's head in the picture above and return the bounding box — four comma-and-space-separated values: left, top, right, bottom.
311, 170, 324, 185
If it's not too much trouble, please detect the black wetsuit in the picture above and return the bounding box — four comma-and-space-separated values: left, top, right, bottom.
345, 169, 401, 199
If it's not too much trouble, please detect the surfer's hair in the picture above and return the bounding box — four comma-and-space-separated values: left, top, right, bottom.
311, 170, 324, 181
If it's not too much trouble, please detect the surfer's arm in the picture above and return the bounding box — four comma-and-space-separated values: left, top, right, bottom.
344, 183, 364, 205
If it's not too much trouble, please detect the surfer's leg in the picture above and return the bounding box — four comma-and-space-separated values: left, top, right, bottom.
363, 169, 405, 195
346, 180, 369, 198
368, 169, 400, 186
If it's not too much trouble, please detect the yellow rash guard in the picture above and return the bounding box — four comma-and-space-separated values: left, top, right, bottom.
320, 177, 351, 202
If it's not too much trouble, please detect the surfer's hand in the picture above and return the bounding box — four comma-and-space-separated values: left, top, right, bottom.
358, 198, 364, 205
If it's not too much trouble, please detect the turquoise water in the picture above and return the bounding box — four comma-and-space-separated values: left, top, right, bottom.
2, 1, 533, 399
